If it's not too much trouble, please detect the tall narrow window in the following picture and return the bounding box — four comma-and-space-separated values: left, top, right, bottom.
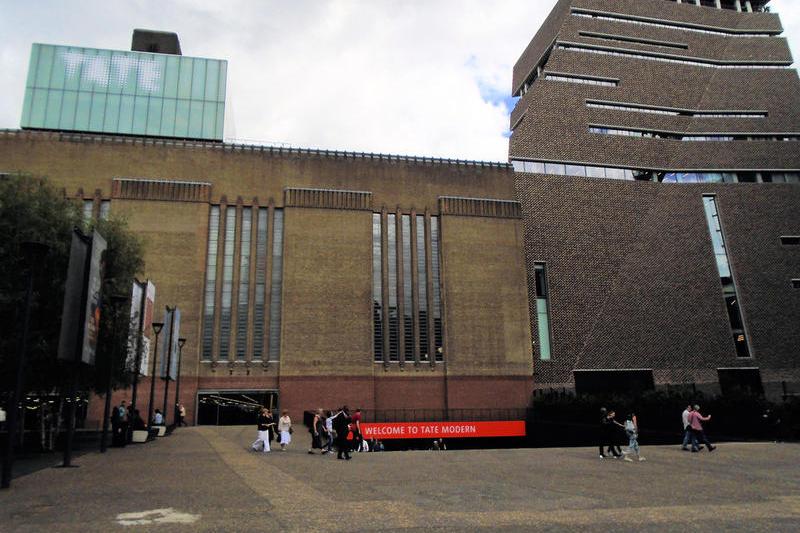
252, 208, 268, 360
430, 216, 443, 361
201, 206, 220, 360
703, 196, 750, 358
372, 214, 384, 361
534, 263, 552, 361
219, 206, 236, 359
83, 200, 94, 223
235, 207, 252, 360
416, 215, 429, 361
267, 209, 284, 361
387, 214, 399, 361
401, 215, 413, 361
99, 200, 110, 220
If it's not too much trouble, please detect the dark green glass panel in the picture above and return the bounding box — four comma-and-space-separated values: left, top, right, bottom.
30, 88, 47, 126
177, 57, 193, 99
44, 90, 63, 128
146, 97, 163, 136
89, 93, 107, 131
202, 101, 216, 139
188, 100, 203, 138
161, 98, 177, 136
191, 58, 207, 100
163, 56, 180, 98
35, 45, 54, 88
174, 99, 190, 137
204, 60, 219, 101
132, 95, 148, 133
74, 91, 92, 130
104, 94, 121, 131
118, 95, 134, 133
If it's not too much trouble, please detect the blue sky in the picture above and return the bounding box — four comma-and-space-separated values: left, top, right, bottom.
0, 0, 797, 161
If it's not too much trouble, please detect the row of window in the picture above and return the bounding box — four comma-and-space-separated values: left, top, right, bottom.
579, 31, 688, 50
572, 9, 776, 37
545, 73, 618, 87
511, 159, 800, 184
669, 0, 767, 13
372, 213, 443, 363
202, 205, 284, 361
589, 126, 799, 142
557, 43, 790, 69
82, 198, 111, 222
587, 100, 766, 118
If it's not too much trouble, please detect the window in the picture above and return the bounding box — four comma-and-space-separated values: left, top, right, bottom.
201, 206, 220, 360
544, 73, 618, 87
534, 263, 552, 361
781, 236, 800, 246
235, 207, 252, 360
218, 206, 236, 359
431, 217, 443, 361
387, 214, 399, 361
401, 214, 413, 361
372, 214, 383, 362
572, 9, 778, 37
252, 208, 268, 360
99, 200, 110, 220
703, 196, 750, 358
83, 199, 94, 223
267, 209, 284, 361
416, 215, 429, 361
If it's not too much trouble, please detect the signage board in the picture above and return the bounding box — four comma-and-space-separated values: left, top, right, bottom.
360, 421, 526, 440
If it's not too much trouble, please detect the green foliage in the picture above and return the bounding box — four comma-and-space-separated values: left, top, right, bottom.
0, 174, 145, 398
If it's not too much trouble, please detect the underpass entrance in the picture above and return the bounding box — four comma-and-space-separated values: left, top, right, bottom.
196, 390, 278, 425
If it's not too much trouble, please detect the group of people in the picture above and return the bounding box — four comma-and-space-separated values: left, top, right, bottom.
251, 406, 366, 460
110, 400, 187, 446
250, 409, 295, 454
681, 404, 716, 452
598, 407, 645, 462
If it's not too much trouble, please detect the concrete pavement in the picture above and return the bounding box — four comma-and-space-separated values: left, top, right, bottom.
1, 426, 799, 531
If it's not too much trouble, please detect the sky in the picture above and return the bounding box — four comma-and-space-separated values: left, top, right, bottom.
0, 0, 798, 162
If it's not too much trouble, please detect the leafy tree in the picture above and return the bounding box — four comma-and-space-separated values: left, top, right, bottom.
0, 174, 145, 401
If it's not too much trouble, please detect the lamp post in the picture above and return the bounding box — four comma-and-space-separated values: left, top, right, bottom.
1, 242, 49, 490
147, 322, 164, 428
174, 338, 187, 428
100, 294, 129, 453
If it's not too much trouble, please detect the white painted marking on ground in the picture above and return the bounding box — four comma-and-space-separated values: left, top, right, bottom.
115, 508, 200, 526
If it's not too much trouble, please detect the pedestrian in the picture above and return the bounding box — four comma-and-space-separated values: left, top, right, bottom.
617, 412, 645, 462
351, 408, 363, 452
278, 410, 292, 451
112, 400, 128, 447
251, 408, 272, 453
600, 409, 622, 458
688, 404, 715, 452
178, 404, 187, 427
333, 406, 352, 460
265, 409, 276, 444
324, 410, 335, 454
153, 409, 164, 426
308, 408, 325, 454
681, 404, 698, 451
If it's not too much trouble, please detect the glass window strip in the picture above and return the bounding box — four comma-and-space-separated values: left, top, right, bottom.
401, 214, 413, 361
534, 263, 552, 361
557, 43, 791, 69
252, 208, 268, 360
99, 200, 110, 219
416, 215, 429, 361
589, 126, 799, 141
431, 216, 443, 361
218, 206, 236, 359
267, 209, 284, 361
235, 207, 252, 360
587, 100, 766, 118
372, 214, 384, 362
201, 206, 220, 360
544, 73, 618, 87
572, 9, 779, 37
387, 214, 399, 361
82, 199, 94, 223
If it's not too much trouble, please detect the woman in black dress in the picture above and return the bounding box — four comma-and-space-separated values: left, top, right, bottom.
308, 408, 325, 454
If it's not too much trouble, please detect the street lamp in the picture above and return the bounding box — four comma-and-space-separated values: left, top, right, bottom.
147, 322, 164, 429
2, 241, 49, 490
100, 294, 129, 453
174, 338, 187, 427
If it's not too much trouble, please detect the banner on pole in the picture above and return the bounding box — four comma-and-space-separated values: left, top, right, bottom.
80, 230, 106, 366
57, 230, 89, 361
125, 280, 157, 375
159, 307, 181, 381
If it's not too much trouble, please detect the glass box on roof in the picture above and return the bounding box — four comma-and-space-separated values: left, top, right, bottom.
21, 43, 227, 141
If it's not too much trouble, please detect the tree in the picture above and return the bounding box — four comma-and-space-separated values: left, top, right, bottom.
0, 173, 145, 399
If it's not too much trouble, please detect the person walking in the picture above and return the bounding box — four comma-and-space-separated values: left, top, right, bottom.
600, 409, 622, 458
278, 410, 292, 451
324, 410, 335, 454
177, 404, 187, 427
333, 406, 352, 460
681, 404, 698, 451
251, 408, 272, 453
618, 412, 645, 462
688, 404, 715, 452
351, 408, 363, 452
308, 408, 325, 454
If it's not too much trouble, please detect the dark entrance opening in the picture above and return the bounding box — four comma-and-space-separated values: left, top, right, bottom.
573, 370, 655, 396
196, 390, 278, 425
717, 368, 763, 396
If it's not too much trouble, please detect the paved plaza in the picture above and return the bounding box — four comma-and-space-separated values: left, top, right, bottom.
1, 426, 799, 532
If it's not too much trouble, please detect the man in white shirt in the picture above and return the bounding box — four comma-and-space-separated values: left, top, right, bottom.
681, 404, 695, 451
324, 411, 335, 454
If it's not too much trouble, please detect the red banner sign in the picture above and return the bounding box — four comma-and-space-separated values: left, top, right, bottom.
360, 421, 525, 440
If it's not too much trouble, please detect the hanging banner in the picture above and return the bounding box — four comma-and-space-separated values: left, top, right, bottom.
360, 421, 526, 440
80, 230, 106, 366
57, 230, 89, 361
159, 307, 181, 381
125, 280, 157, 375
125, 281, 144, 373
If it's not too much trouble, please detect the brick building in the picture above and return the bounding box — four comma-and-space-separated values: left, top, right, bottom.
510, 0, 800, 397
1, 1, 798, 426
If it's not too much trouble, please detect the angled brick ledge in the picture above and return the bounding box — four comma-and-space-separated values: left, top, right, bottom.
284, 187, 373, 211
112, 177, 212, 202
438, 196, 522, 219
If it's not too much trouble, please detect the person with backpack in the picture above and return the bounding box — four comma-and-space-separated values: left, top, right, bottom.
617, 412, 645, 462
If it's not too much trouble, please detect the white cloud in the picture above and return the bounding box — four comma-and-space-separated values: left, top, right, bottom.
0, 1, 798, 162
